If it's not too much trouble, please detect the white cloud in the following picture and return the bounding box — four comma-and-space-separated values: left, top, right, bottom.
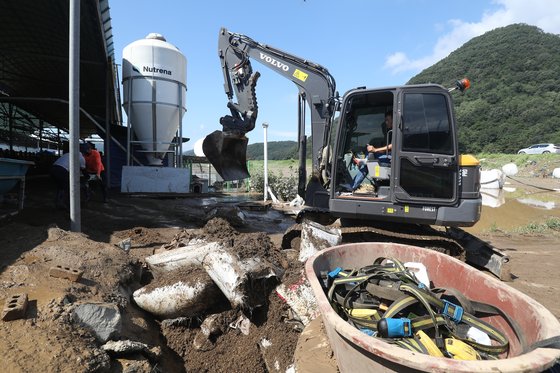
385, 0, 560, 75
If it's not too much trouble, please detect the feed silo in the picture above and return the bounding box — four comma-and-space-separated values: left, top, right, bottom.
122, 33, 187, 166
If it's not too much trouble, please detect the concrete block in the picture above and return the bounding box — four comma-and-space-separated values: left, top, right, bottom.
49, 265, 83, 282
2, 293, 28, 321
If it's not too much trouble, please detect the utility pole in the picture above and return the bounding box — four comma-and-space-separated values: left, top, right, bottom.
262, 122, 269, 201
69, 0, 81, 232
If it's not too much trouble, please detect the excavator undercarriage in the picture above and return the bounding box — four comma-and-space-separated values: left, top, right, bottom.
281, 215, 511, 281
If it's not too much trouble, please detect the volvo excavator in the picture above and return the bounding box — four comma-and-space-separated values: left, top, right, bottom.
203, 28, 510, 280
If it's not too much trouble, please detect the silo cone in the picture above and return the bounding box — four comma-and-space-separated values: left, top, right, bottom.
122, 33, 187, 166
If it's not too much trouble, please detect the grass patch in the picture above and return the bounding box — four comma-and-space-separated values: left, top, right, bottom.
475, 152, 560, 171
513, 217, 560, 235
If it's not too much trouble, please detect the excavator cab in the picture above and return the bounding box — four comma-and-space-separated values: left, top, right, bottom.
330, 85, 480, 227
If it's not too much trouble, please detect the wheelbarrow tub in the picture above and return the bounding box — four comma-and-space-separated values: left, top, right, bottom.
305, 242, 560, 372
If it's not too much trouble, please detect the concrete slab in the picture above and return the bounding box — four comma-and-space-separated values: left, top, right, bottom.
121, 166, 190, 193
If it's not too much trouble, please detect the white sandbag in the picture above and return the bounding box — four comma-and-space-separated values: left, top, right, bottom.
133, 275, 223, 319
203, 248, 280, 308
502, 162, 518, 176
481, 188, 506, 208
553, 168, 560, 179
145, 242, 221, 276
480, 169, 505, 189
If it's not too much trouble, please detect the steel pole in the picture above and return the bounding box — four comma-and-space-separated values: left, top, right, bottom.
262, 122, 269, 201
105, 58, 111, 189
69, 0, 81, 232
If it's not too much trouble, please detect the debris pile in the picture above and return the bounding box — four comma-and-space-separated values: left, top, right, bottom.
133, 217, 314, 371
0, 219, 321, 372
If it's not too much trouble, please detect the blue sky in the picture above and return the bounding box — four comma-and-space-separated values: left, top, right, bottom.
109, 0, 560, 153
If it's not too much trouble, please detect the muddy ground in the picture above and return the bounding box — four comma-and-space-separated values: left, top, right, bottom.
0, 176, 559, 372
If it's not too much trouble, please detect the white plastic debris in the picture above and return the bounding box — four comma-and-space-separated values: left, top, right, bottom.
260, 338, 272, 348
480, 169, 505, 189
481, 188, 506, 208
117, 238, 132, 252
553, 168, 560, 179
404, 262, 430, 288
299, 220, 341, 262
229, 314, 251, 335
145, 242, 221, 275
276, 274, 319, 326
203, 248, 280, 308
467, 326, 492, 346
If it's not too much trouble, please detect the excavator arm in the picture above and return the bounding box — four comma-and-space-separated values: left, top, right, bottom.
203, 28, 337, 198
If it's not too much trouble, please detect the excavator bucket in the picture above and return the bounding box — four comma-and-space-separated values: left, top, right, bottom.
203, 130, 250, 181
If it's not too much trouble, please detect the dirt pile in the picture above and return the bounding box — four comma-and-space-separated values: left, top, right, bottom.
161, 294, 300, 372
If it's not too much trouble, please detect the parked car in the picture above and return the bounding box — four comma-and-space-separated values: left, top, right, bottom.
517, 143, 560, 154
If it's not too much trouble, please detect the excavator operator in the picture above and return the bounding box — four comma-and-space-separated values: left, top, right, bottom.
345, 110, 393, 192
367, 110, 393, 157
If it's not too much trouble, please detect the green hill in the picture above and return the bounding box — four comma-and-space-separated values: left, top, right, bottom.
408, 23, 560, 153
185, 140, 302, 159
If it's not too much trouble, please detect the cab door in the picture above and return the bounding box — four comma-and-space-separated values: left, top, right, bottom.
393, 88, 459, 206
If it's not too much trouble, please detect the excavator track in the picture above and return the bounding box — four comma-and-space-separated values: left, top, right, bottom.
337, 224, 466, 261
282, 218, 511, 281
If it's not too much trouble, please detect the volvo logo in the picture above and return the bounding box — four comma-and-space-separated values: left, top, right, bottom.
259, 53, 289, 72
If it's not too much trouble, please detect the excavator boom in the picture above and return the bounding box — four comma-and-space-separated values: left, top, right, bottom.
204, 27, 336, 195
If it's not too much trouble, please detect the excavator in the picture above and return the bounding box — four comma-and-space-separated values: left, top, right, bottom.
203, 28, 510, 280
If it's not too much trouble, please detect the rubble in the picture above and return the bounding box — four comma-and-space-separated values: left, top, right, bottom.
71, 303, 122, 343
101, 339, 161, 361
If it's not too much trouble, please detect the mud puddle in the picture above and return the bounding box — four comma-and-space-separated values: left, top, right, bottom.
466, 179, 560, 234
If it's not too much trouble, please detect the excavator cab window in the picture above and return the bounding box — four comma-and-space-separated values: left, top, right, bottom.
333, 90, 394, 195
401, 93, 453, 154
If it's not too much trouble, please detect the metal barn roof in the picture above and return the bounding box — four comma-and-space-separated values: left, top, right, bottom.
0, 0, 119, 139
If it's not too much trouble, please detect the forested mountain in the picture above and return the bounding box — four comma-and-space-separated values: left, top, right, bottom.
408, 24, 560, 153
185, 140, 302, 159
246, 140, 299, 160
